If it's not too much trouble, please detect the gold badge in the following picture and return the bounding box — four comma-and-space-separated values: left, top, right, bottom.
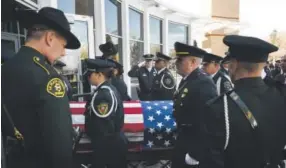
97, 103, 109, 115
183, 88, 188, 93
46, 78, 65, 97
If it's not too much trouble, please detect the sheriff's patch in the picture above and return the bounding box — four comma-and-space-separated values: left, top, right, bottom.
164, 78, 172, 85
46, 78, 65, 98
97, 103, 109, 115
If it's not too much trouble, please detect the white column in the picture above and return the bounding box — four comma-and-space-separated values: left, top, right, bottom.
121, 0, 131, 96
143, 5, 150, 54
162, 15, 169, 55
94, 0, 106, 56
188, 22, 192, 45
38, 0, 57, 8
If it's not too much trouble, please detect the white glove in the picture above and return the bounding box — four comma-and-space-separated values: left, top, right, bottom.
185, 153, 199, 165
138, 61, 145, 67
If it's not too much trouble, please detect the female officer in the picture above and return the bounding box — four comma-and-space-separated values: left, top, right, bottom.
84, 58, 127, 168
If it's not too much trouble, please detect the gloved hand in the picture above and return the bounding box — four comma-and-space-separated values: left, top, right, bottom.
185, 153, 199, 165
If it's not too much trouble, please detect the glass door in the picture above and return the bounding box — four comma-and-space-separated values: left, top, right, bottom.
60, 14, 94, 101
1, 32, 20, 63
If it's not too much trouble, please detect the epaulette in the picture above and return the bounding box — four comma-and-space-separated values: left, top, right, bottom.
206, 89, 234, 106
33, 56, 50, 75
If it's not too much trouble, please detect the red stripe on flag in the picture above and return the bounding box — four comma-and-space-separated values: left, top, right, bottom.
70, 108, 85, 115
124, 107, 143, 114
123, 123, 144, 132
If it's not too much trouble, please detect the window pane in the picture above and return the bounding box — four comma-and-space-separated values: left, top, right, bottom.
130, 40, 144, 66
106, 34, 123, 64
105, 0, 121, 35
58, 0, 75, 14
150, 17, 162, 44
129, 9, 143, 40
75, 0, 94, 16
168, 22, 188, 50
150, 44, 162, 55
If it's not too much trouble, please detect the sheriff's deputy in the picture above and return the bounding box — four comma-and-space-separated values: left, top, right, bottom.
2, 7, 80, 168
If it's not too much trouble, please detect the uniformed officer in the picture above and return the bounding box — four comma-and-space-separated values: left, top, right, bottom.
128, 54, 157, 100
172, 42, 218, 168
108, 59, 132, 101
220, 52, 231, 75
202, 53, 233, 94
203, 35, 286, 168
84, 58, 127, 168
53, 60, 73, 100
2, 7, 80, 168
99, 41, 118, 60
151, 52, 176, 100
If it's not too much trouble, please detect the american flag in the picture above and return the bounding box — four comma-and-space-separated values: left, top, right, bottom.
141, 101, 177, 149
69, 100, 176, 152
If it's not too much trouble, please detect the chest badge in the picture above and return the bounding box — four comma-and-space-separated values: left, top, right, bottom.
142, 73, 147, 76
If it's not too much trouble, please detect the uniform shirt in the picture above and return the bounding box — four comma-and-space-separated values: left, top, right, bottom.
85, 81, 124, 137
203, 77, 286, 168
2, 46, 73, 168
172, 68, 218, 162
151, 68, 176, 100
128, 65, 156, 100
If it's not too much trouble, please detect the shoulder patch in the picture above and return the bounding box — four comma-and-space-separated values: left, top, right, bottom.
33, 56, 50, 75
97, 103, 109, 115
46, 78, 65, 98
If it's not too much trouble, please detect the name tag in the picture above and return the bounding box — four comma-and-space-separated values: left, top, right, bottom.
142, 73, 147, 76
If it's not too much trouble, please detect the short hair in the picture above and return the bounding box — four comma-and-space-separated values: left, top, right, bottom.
237, 62, 263, 73
26, 24, 50, 41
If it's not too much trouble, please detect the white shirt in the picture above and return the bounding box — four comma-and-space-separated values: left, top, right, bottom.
157, 67, 166, 74
211, 71, 218, 78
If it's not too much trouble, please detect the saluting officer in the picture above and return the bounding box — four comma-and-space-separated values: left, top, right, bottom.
202, 53, 233, 94
151, 52, 176, 100
84, 59, 127, 168
203, 35, 286, 168
2, 7, 81, 168
128, 54, 157, 100
172, 42, 218, 168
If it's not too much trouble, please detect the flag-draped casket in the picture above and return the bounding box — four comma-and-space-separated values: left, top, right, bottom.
70, 100, 177, 152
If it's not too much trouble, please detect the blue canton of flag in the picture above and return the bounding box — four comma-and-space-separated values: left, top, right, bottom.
141, 101, 177, 149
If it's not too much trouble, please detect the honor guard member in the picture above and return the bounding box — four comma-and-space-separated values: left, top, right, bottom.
2, 7, 81, 168
202, 53, 233, 94
99, 41, 118, 60
172, 42, 218, 168
128, 54, 157, 100
108, 59, 132, 101
203, 35, 286, 168
151, 52, 176, 100
84, 59, 127, 168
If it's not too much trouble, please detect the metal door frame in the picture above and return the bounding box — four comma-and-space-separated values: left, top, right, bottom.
1, 32, 20, 52
64, 13, 95, 101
